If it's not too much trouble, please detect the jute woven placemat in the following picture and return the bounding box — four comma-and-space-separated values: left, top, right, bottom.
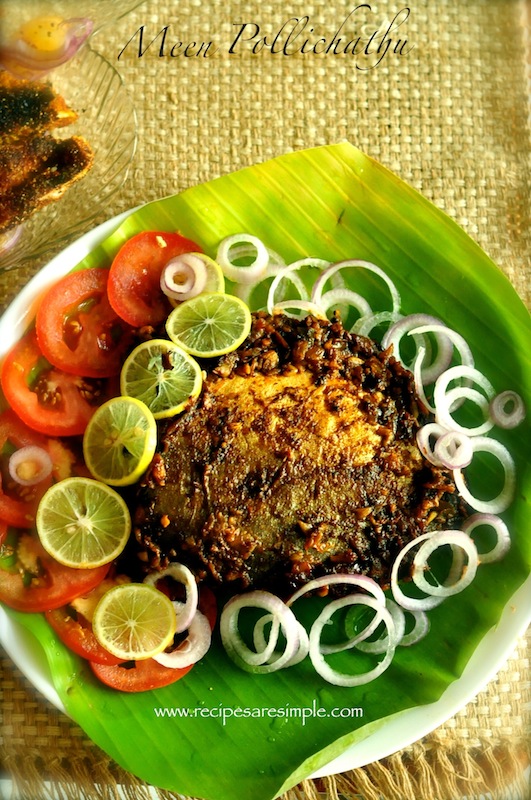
1, 0, 530, 798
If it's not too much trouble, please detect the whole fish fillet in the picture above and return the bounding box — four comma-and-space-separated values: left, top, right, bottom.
133, 312, 462, 595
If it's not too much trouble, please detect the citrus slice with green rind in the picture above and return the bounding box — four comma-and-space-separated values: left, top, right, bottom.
83, 397, 157, 487
92, 583, 177, 661
120, 339, 202, 419
36, 477, 131, 569
165, 292, 252, 358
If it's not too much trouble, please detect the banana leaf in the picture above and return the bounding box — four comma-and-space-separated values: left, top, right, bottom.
4, 143, 531, 800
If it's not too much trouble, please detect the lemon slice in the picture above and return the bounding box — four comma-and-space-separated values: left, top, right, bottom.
168, 253, 225, 307
36, 477, 131, 569
120, 339, 202, 419
83, 397, 157, 487
165, 292, 252, 358
92, 583, 177, 661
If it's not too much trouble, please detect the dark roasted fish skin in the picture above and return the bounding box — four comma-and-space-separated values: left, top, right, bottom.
0, 135, 93, 231
0, 70, 77, 138
133, 312, 462, 595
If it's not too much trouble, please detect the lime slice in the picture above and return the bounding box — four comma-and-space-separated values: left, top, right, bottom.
165, 292, 252, 358
92, 583, 177, 661
83, 397, 157, 487
168, 253, 225, 307
36, 477, 131, 569
120, 339, 202, 419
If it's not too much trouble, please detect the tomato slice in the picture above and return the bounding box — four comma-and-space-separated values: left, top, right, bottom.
89, 585, 218, 692
1, 330, 112, 437
90, 657, 193, 692
0, 409, 53, 527
0, 531, 109, 612
35, 268, 133, 378
107, 231, 202, 327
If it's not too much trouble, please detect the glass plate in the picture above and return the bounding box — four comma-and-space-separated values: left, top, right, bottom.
0, 45, 137, 272
0, 144, 529, 800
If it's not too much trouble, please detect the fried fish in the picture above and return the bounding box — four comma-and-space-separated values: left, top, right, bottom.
133, 312, 462, 595
0, 69, 93, 234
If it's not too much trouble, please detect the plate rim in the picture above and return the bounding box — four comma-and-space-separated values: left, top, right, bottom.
0, 204, 529, 784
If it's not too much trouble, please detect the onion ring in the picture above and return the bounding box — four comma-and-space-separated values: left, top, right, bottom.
311, 260, 401, 315
453, 436, 516, 514
308, 595, 396, 687
267, 258, 330, 315
220, 591, 300, 673
216, 234, 270, 284
153, 609, 211, 669
160, 254, 207, 301
461, 513, 511, 564
411, 530, 479, 598
489, 391, 526, 430
8, 446, 53, 487
433, 365, 495, 436
382, 315, 454, 385
143, 563, 198, 633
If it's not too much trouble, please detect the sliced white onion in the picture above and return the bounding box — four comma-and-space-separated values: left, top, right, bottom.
311, 260, 401, 315
267, 258, 330, 315
461, 513, 511, 564
271, 299, 327, 320
232, 258, 294, 304
412, 347, 437, 414
287, 573, 386, 607
433, 430, 474, 469
351, 311, 401, 338
322, 599, 388, 656
391, 533, 449, 612
489, 391, 526, 430
309, 595, 396, 687
433, 365, 495, 436
411, 530, 479, 598
416, 422, 449, 466
153, 609, 211, 669
253, 615, 310, 667
398, 608, 430, 647
382, 315, 454, 385
220, 591, 300, 673
143, 563, 198, 633
409, 323, 474, 384
215, 234, 270, 284
319, 287, 372, 319
453, 436, 516, 514
160, 254, 207, 301
355, 598, 406, 655
8, 446, 53, 486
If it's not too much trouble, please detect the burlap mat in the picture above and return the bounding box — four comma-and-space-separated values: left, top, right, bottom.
1, 0, 530, 798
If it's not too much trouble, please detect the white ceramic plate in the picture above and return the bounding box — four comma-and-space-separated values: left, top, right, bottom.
0, 211, 529, 781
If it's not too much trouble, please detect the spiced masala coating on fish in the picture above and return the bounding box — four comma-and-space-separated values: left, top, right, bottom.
133, 312, 462, 595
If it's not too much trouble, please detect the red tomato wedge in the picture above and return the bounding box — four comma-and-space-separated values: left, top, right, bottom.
89, 586, 218, 692
107, 231, 202, 327
1, 331, 111, 437
0, 532, 109, 612
36, 268, 133, 378
0, 409, 53, 528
